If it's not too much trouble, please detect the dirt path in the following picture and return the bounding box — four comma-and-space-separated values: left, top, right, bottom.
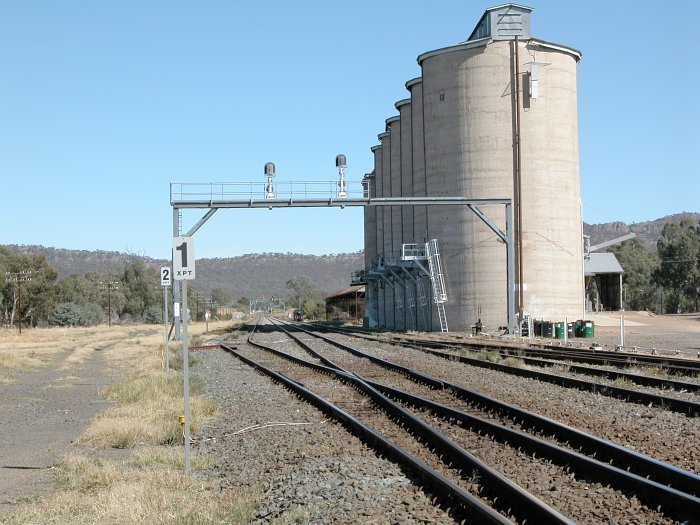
0, 347, 122, 515
587, 312, 700, 355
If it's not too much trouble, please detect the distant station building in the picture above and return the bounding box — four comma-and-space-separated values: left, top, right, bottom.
325, 285, 365, 323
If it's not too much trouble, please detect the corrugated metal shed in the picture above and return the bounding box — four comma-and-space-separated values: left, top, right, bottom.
584, 253, 624, 276
325, 285, 365, 300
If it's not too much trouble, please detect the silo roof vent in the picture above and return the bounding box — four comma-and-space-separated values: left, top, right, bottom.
468, 3, 533, 42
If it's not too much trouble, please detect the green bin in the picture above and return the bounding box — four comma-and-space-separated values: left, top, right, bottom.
574, 320, 584, 337
554, 322, 565, 339
583, 321, 595, 338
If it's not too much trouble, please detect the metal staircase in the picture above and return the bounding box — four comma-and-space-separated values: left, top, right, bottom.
425, 239, 448, 332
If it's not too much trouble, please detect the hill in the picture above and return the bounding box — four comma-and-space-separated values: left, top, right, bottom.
3, 245, 363, 301
5, 212, 698, 300
583, 212, 700, 251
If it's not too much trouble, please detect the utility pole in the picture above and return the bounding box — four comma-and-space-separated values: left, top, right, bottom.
100, 281, 119, 326
5, 271, 32, 334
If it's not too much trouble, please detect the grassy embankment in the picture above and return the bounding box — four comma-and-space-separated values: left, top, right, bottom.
0, 321, 260, 524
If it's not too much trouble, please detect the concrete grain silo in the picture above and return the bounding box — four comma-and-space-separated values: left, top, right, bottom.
386, 115, 404, 330
379, 131, 393, 328
365, 3, 583, 332
396, 98, 415, 330
371, 143, 385, 328
406, 77, 433, 331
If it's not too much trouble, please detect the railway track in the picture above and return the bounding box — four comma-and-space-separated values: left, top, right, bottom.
317, 323, 700, 376
310, 323, 700, 415
218, 316, 700, 524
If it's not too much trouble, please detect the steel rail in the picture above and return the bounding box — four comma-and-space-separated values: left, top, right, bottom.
244, 319, 700, 522
319, 325, 700, 390
239, 323, 575, 525
401, 343, 700, 416
278, 319, 700, 496
363, 376, 700, 521
458, 348, 700, 393
308, 323, 700, 375
391, 336, 700, 376
221, 348, 508, 523
304, 323, 700, 415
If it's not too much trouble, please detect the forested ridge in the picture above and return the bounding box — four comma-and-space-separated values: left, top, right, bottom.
3, 212, 699, 327
4, 246, 363, 299
1, 246, 364, 327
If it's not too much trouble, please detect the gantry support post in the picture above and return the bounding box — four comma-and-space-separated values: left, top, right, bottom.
170, 185, 516, 334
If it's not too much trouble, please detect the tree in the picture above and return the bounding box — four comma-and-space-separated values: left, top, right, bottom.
609, 238, 660, 311
120, 259, 158, 319
302, 299, 324, 320
210, 287, 231, 306
285, 276, 319, 309
653, 219, 700, 312
0, 248, 59, 327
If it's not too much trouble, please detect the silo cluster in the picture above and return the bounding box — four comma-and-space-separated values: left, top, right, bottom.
363, 4, 585, 333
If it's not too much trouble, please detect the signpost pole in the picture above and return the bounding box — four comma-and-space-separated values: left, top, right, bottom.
161, 267, 172, 372
163, 286, 170, 371
172, 237, 194, 475
181, 280, 191, 474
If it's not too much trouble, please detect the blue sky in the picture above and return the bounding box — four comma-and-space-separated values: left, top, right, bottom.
1, 1, 697, 259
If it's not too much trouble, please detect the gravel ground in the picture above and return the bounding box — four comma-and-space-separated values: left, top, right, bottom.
195, 321, 697, 524
339, 334, 700, 475
194, 335, 456, 524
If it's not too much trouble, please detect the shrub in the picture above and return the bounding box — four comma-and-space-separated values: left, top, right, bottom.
51, 303, 82, 326
51, 302, 104, 327
144, 305, 163, 324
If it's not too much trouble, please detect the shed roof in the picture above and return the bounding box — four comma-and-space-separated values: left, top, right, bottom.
325, 285, 365, 300
584, 253, 624, 276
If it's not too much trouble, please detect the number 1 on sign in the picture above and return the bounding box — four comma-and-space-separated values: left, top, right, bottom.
172, 237, 195, 280
176, 241, 188, 267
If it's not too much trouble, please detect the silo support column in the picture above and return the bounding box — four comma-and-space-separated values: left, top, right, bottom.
505, 203, 516, 335
466, 203, 516, 334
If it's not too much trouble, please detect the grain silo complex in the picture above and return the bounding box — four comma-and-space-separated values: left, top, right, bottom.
363, 4, 584, 333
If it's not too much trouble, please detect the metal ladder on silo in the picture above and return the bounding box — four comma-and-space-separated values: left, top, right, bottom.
426, 239, 448, 332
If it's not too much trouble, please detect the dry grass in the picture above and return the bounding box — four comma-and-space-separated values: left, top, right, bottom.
3, 453, 259, 525
475, 349, 501, 363
2, 321, 255, 524
79, 346, 218, 448
0, 325, 160, 382
502, 356, 524, 368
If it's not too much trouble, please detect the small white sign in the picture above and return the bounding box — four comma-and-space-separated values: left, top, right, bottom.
173, 237, 196, 280
160, 266, 172, 286
174, 303, 181, 318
